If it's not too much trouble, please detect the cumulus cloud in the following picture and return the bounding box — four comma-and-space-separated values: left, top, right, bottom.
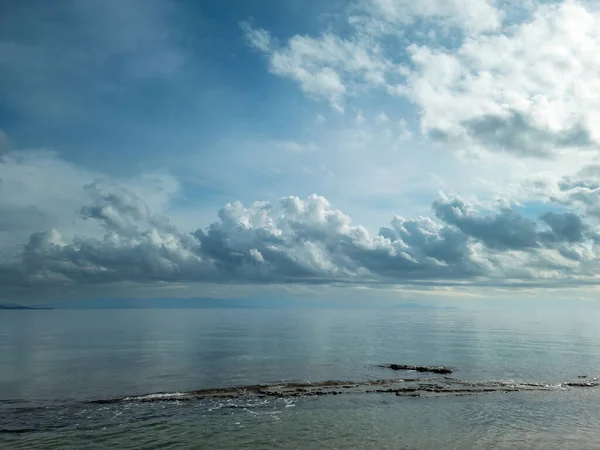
433, 196, 539, 250
243, 0, 503, 111
5, 174, 600, 299
404, 2, 600, 156
0, 150, 182, 249
246, 1, 600, 157
548, 164, 600, 222
20, 183, 204, 287
8, 1, 600, 301
243, 25, 389, 110
0, 150, 99, 250
432, 193, 600, 257
539, 212, 586, 244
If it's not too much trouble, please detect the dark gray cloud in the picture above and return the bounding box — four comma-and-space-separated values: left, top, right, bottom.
431, 195, 599, 265
461, 111, 592, 157
432, 196, 539, 250
539, 212, 585, 244
378, 216, 480, 277
428, 111, 593, 158
20, 183, 206, 286
552, 166, 600, 218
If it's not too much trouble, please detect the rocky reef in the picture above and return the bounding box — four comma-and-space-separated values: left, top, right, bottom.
91, 370, 599, 404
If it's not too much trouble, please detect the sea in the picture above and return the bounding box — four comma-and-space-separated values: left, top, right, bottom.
2, 305, 600, 449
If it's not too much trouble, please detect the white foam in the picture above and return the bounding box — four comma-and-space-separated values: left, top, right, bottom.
124, 392, 187, 401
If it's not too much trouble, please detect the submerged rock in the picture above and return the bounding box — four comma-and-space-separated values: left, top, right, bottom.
382, 364, 453, 375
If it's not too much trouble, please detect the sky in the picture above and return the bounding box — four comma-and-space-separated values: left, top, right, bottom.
3, 0, 600, 304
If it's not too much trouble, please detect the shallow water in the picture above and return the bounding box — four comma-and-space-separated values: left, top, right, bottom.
2, 307, 600, 448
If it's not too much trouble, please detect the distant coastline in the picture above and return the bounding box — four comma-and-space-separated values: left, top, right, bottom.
0, 304, 53, 310
0, 298, 456, 310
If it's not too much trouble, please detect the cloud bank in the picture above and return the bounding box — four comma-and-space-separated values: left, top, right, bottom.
2, 161, 600, 300
5, 1, 600, 302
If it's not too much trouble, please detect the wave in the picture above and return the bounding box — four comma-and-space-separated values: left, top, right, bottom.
123, 392, 187, 401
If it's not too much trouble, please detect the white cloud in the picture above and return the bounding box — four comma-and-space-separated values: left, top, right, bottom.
5, 163, 600, 302
403, 1, 600, 156
246, 1, 600, 160
0, 150, 98, 248
242, 25, 390, 110
241, 0, 504, 110
240, 22, 273, 52
551, 165, 600, 218
357, 0, 502, 34
8, 0, 600, 302
0, 150, 182, 251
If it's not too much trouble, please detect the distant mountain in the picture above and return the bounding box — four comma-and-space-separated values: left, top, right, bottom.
46, 298, 252, 309
44, 297, 325, 310
2, 299, 460, 310
0, 304, 53, 310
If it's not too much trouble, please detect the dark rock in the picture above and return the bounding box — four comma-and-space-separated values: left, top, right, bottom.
563, 382, 600, 387
383, 364, 453, 374
397, 392, 421, 397
393, 388, 419, 394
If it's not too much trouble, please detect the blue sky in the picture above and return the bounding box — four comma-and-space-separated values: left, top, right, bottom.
3, 0, 600, 304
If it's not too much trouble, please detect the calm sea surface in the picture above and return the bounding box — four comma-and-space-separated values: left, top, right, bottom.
2, 307, 600, 449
